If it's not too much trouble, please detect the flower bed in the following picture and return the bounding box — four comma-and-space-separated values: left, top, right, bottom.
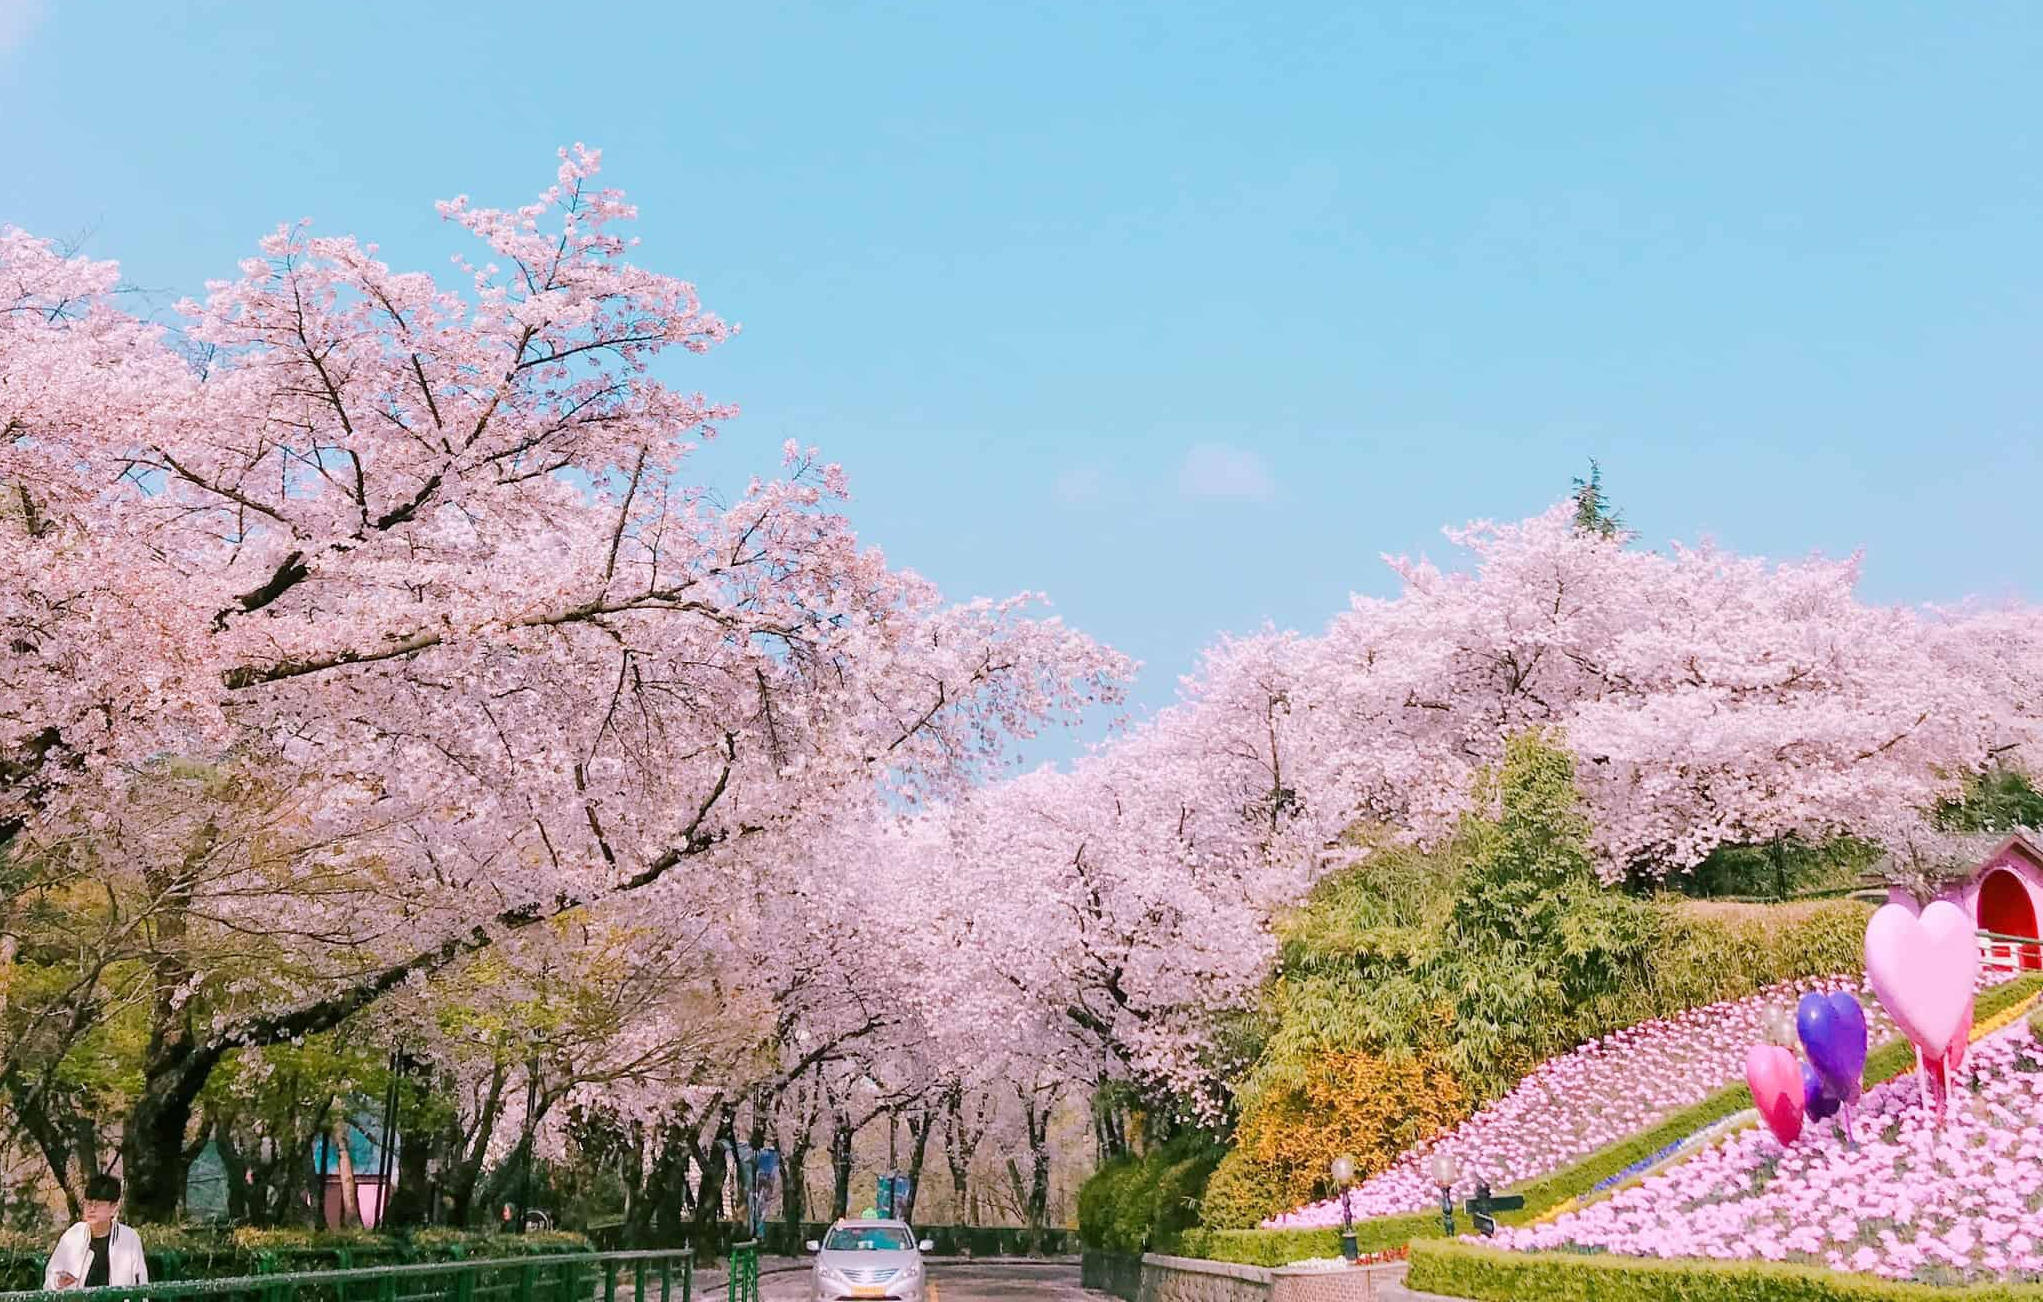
1263, 975, 1891, 1228
1488, 1022, 2043, 1284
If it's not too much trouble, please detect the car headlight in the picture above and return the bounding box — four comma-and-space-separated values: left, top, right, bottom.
900, 1261, 923, 1279
818, 1267, 851, 1288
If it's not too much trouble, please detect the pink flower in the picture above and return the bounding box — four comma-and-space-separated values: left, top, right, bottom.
1490, 1024, 2043, 1285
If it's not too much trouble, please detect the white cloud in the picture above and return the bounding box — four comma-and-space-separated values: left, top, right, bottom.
1053, 464, 1106, 505
1178, 442, 1276, 503
0, 0, 45, 52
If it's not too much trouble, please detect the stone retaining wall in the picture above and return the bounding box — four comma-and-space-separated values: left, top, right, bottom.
1121, 1253, 1410, 1302
1137, 1254, 1271, 1302
1269, 1261, 1411, 1302
1081, 1252, 1145, 1301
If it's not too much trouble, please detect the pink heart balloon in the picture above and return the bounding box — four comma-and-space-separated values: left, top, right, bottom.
1746, 1044, 1803, 1146
1865, 901, 1978, 1054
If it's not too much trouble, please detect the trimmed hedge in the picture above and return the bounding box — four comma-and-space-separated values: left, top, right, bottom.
1177, 1214, 1438, 1266
0, 1227, 595, 1291
1406, 1239, 2043, 1301
1171, 974, 2043, 1267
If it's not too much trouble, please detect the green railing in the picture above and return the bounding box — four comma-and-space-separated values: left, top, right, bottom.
0, 1249, 694, 1302
723, 1243, 757, 1302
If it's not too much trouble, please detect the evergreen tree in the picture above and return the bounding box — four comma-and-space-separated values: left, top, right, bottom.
1570, 459, 1625, 539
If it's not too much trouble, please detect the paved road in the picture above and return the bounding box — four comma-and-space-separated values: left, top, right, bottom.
758, 1262, 1094, 1302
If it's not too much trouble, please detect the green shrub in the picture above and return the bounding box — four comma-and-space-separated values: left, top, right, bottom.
1078, 1154, 1136, 1249
1150, 1148, 1221, 1247
1193, 1148, 1290, 1232
1631, 899, 1872, 1015
1075, 1136, 1224, 1253
1407, 1238, 2043, 1301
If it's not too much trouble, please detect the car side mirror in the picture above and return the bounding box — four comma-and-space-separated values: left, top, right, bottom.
805, 1241, 821, 1253
918, 1241, 934, 1253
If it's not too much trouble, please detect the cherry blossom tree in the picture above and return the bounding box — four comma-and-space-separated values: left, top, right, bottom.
1265, 506, 2043, 879
893, 505, 2043, 1132
0, 147, 1127, 1217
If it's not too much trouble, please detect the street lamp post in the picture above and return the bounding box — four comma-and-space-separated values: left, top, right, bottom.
1329, 1156, 1358, 1261
1429, 1152, 1460, 1237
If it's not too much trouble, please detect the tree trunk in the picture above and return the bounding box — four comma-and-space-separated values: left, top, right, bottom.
687, 1110, 733, 1244
780, 1140, 811, 1242
394, 1129, 433, 1227
628, 1124, 676, 1247
123, 1054, 215, 1222
383, 1108, 434, 1226
4, 1073, 94, 1218
121, 826, 224, 1222
447, 1063, 506, 1227
215, 1117, 250, 1225
618, 1121, 646, 1244
901, 1107, 933, 1224
1091, 1088, 1129, 1164
941, 1087, 991, 1226
478, 1131, 535, 1227
1027, 1129, 1052, 1241
829, 1118, 854, 1219
652, 1131, 691, 1245
332, 1115, 362, 1228
1016, 1085, 1056, 1249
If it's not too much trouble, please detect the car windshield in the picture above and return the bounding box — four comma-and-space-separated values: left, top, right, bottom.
824, 1227, 913, 1251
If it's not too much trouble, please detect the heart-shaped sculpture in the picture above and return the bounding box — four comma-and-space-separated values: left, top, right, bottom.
1947, 994, 1973, 1072
1865, 901, 1978, 1055
1799, 990, 1869, 1102
1747, 1044, 1803, 1146
1801, 1060, 1841, 1120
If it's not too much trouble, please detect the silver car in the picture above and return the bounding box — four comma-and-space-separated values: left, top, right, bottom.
804, 1219, 935, 1302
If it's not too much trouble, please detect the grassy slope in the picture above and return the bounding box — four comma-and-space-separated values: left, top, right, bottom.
1175, 973, 2043, 1266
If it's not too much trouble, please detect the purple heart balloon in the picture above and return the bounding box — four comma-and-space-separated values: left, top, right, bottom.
1798, 991, 1868, 1102
1801, 1061, 1841, 1120
1826, 991, 1868, 1100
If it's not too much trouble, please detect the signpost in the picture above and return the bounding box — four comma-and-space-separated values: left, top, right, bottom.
1463, 1183, 1524, 1237
752, 1148, 780, 1240
873, 1173, 912, 1220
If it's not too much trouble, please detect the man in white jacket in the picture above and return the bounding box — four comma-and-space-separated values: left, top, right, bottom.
44, 1174, 148, 1290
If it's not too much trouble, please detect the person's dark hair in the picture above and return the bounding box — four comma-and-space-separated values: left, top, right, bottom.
83, 1174, 121, 1204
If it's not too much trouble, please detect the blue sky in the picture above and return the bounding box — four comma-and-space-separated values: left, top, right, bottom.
6, 2, 2039, 763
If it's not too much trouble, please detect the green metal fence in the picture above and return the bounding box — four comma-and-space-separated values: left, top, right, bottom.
723, 1243, 757, 1302
0, 1249, 694, 1302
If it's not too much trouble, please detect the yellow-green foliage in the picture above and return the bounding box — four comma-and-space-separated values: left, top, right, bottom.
1202, 1051, 1464, 1230
1194, 1148, 1292, 1234
1640, 899, 1871, 1008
